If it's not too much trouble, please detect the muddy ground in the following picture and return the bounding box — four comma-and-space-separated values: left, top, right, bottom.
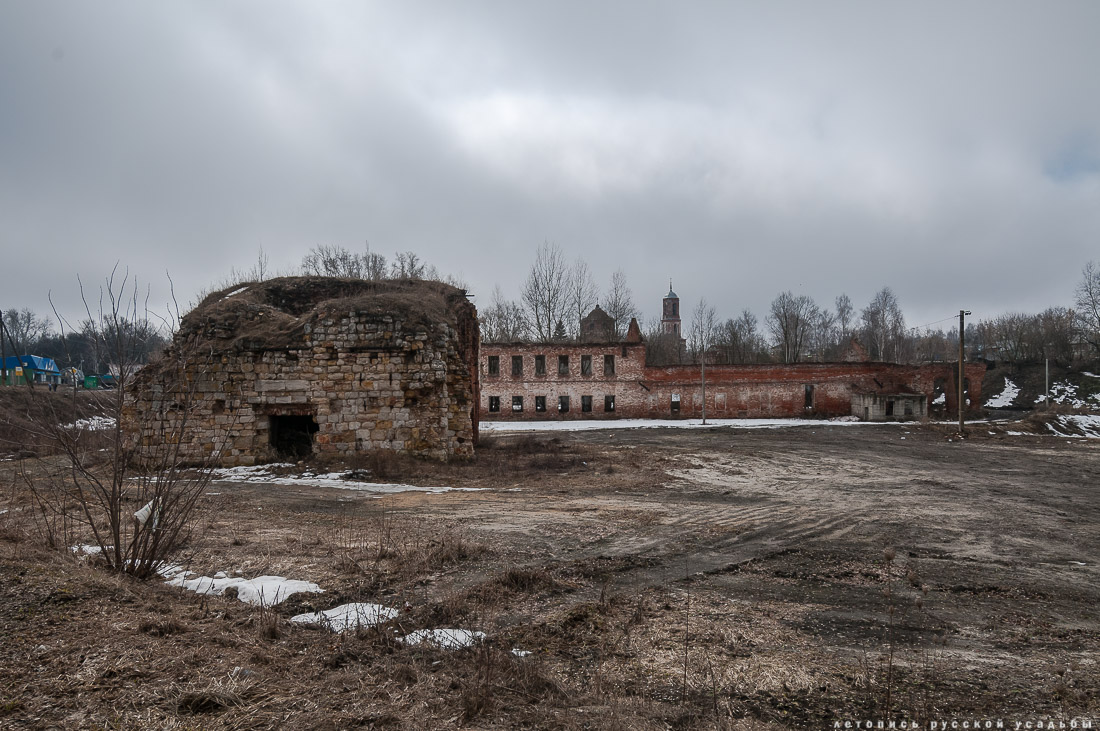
1, 421, 1098, 729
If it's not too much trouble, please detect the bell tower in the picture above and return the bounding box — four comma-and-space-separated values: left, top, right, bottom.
661, 281, 681, 337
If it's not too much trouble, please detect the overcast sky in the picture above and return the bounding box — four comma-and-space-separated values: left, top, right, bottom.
2, 1, 1098, 334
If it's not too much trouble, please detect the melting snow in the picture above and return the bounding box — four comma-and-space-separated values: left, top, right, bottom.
986, 378, 1020, 408
932, 392, 946, 405
63, 416, 116, 431
402, 628, 486, 649
1034, 381, 1099, 409
211, 465, 478, 495
1045, 414, 1100, 438
220, 284, 250, 300
166, 572, 323, 606
290, 602, 397, 632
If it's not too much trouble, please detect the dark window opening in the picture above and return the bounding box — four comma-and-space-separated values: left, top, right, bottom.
581, 355, 592, 375
511, 355, 523, 376
558, 355, 569, 376
535, 396, 546, 412
535, 355, 546, 376
512, 396, 523, 412
605, 395, 615, 412
581, 395, 592, 412
904, 402, 914, 417
886, 400, 895, 416
270, 414, 318, 459
487, 356, 499, 376
804, 384, 814, 409
604, 354, 615, 376
488, 396, 500, 413
559, 396, 570, 413
671, 395, 681, 414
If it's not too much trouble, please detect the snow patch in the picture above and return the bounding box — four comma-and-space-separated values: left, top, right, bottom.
932, 392, 946, 405
211, 465, 477, 495
1034, 381, 1095, 409
166, 572, 323, 606
220, 284, 250, 300
63, 416, 115, 431
985, 378, 1020, 408
401, 628, 486, 649
290, 602, 398, 632
1045, 414, 1100, 438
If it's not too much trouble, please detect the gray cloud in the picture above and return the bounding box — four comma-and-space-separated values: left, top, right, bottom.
2, 1, 1098, 333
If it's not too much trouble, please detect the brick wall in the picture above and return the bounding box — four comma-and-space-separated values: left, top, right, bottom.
480, 345, 985, 421
479, 342, 646, 420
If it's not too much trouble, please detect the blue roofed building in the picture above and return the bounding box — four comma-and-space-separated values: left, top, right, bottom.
1, 355, 62, 386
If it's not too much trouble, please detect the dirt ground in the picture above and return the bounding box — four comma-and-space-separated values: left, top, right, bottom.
1, 421, 1098, 729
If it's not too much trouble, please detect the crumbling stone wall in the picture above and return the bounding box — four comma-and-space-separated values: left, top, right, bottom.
125, 278, 478, 465
479, 348, 985, 421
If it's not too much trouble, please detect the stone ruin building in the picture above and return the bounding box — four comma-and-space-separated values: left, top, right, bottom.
125, 277, 479, 466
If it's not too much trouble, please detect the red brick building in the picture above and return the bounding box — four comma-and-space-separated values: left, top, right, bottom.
481, 308, 984, 423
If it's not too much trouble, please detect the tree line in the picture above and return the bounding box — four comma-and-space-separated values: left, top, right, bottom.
481, 244, 1100, 369
6, 247, 1100, 373
665, 263, 1100, 367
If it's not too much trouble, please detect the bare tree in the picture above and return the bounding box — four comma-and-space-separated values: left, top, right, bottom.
479, 286, 529, 342
521, 242, 570, 341
1075, 261, 1100, 357
2, 308, 53, 354
860, 287, 906, 362
391, 251, 427, 279
644, 317, 682, 366
604, 269, 639, 338
766, 292, 819, 363
810, 307, 838, 361
715, 309, 765, 364
301, 243, 390, 279
688, 298, 717, 364
567, 258, 599, 339
835, 294, 854, 342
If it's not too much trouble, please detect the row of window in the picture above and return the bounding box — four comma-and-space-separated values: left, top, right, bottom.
486, 354, 615, 377
488, 395, 615, 413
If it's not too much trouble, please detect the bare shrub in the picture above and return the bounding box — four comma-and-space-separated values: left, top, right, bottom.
19, 268, 229, 578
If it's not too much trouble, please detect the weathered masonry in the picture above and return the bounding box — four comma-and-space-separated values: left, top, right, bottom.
483, 318, 647, 420
480, 293, 984, 422
482, 345, 983, 422
125, 277, 479, 465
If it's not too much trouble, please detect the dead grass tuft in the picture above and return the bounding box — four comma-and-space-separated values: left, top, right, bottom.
173, 677, 253, 715
138, 618, 186, 637
494, 567, 564, 594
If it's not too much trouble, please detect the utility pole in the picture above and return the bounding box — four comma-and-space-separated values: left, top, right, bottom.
701, 350, 707, 425
958, 309, 970, 435
1045, 357, 1050, 408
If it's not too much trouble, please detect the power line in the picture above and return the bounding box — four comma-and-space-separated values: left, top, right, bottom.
908, 314, 964, 333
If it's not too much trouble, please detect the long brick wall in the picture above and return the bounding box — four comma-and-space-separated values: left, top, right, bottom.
481, 342, 984, 421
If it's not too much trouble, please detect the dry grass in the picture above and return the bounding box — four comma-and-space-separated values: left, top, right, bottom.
2, 424, 1098, 728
